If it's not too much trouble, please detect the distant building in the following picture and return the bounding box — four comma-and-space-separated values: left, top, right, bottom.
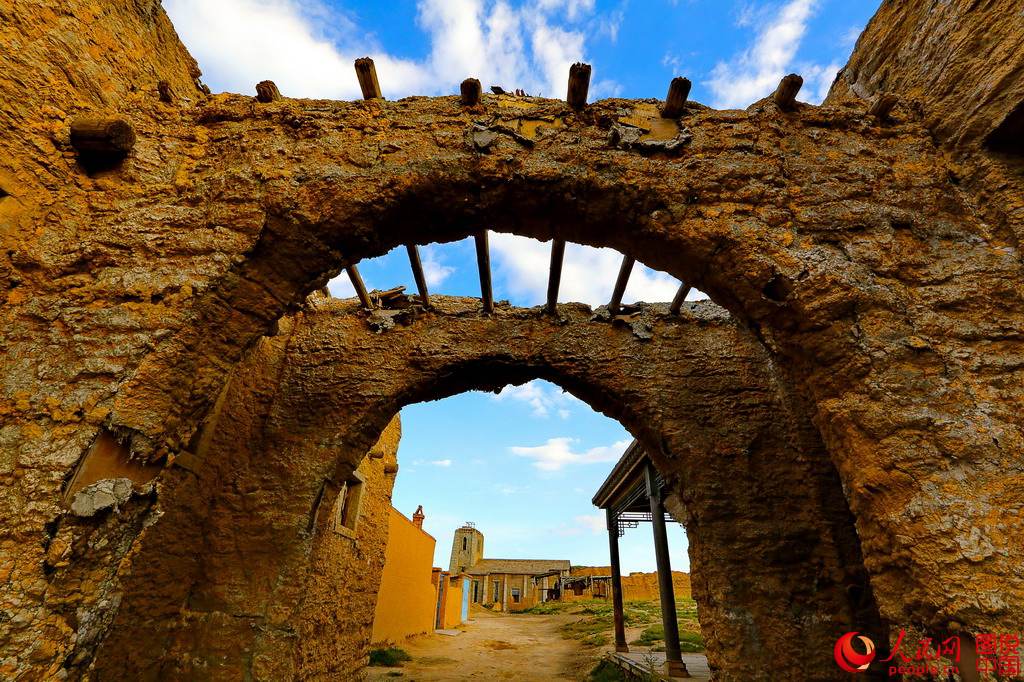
449, 524, 570, 612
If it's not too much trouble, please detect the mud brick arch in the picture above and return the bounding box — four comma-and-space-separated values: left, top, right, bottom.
88, 298, 881, 680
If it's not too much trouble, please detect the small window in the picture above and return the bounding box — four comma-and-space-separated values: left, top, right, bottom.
511, 588, 521, 603
334, 472, 365, 536
463, 537, 467, 551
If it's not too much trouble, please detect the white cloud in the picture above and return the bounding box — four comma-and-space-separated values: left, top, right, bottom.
490, 233, 701, 307
841, 25, 863, 47
492, 380, 580, 418
705, 0, 821, 108
327, 271, 356, 298
420, 245, 455, 287
431, 459, 453, 467
575, 513, 606, 534
165, 0, 621, 102
509, 436, 631, 471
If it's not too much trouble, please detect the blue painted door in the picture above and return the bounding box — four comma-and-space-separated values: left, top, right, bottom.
461, 577, 470, 621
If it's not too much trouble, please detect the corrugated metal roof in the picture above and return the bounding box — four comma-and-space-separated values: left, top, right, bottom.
465, 558, 571, 575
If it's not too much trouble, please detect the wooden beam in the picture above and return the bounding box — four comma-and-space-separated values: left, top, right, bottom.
646, 462, 690, 678
460, 78, 482, 106
869, 93, 899, 121
354, 57, 382, 99
661, 77, 691, 118
255, 80, 281, 102
608, 255, 635, 315
606, 508, 629, 653
474, 231, 494, 313
70, 117, 136, 154
566, 62, 592, 110
669, 282, 691, 315
345, 264, 373, 309
405, 243, 430, 307
773, 73, 803, 111
546, 238, 566, 315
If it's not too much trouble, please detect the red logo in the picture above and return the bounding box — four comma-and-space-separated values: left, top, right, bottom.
835, 632, 877, 673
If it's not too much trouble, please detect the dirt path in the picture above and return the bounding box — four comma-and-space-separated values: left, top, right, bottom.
365, 607, 601, 681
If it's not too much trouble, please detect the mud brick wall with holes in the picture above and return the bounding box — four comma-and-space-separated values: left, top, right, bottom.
2, 0, 1024, 680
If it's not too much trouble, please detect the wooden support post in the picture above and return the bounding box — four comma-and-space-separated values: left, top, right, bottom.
646, 462, 690, 678
670, 282, 692, 315
868, 93, 899, 121
255, 80, 281, 102
608, 255, 635, 315
606, 508, 629, 653
566, 62, 592, 110
661, 77, 691, 118
345, 264, 373, 309
474, 231, 494, 313
461, 78, 482, 106
70, 117, 136, 154
546, 238, 566, 315
405, 243, 430, 307
773, 73, 803, 111
355, 57, 382, 99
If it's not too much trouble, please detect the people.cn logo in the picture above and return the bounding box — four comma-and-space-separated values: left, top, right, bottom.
834, 632, 877, 673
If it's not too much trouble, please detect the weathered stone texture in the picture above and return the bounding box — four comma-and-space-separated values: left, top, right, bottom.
97, 297, 876, 680
1, 0, 1024, 678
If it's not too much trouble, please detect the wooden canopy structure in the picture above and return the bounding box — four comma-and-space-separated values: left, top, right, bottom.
593, 440, 689, 679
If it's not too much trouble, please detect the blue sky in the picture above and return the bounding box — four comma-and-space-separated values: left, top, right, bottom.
164, 0, 881, 571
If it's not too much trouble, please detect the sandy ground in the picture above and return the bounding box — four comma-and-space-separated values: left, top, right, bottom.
365, 606, 603, 681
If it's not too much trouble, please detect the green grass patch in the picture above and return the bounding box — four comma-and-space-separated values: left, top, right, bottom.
368, 647, 412, 667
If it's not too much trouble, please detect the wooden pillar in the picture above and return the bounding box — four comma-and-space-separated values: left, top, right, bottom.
474, 231, 494, 313
546, 238, 565, 315
773, 73, 803, 111
661, 77, 691, 118
669, 282, 691, 315
566, 62, 592, 109
70, 117, 136, 155
460, 78, 482, 106
608, 255, 635, 315
345, 264, 373, 309
607, 507, 629, 653
355, 57, 382, 99
646, 462, 689, 678
405, 243, 430, 307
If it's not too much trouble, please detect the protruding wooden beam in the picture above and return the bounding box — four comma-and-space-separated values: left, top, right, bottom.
546, 238, 566, 315
868, 93, 899, 121
405, 243, 430, 307
70, 117, 136, 154
461, 78, 482, 106
773, 73, 803, 111
669, 282, 692, 315
566, 62, 592, 110
345, 264, 373, 309
255, 80, 281, 102
661, 77, 691, 118
608, 255, 635, 315
157, 80, 173, 103
474, 231, 494, 313
355, 57, 382, 99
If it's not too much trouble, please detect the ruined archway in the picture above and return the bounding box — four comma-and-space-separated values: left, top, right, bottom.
83, 297, 882, 680
3, 1, 1024, 678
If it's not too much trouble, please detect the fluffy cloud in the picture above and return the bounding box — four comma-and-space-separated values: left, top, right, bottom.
509, 437, 632, 471
492, 380, 580, 418
706, 0, 827, 108
420, 245, 455, 287
575, 513, 607, 534
164, 0, 619, 101
490, 233, 705, 307
431, 459, 453, 467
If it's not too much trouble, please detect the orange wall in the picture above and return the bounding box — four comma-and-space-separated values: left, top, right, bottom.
439, 574, 466, 629
569, 567, 692, 601
371, 507, 437, 643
